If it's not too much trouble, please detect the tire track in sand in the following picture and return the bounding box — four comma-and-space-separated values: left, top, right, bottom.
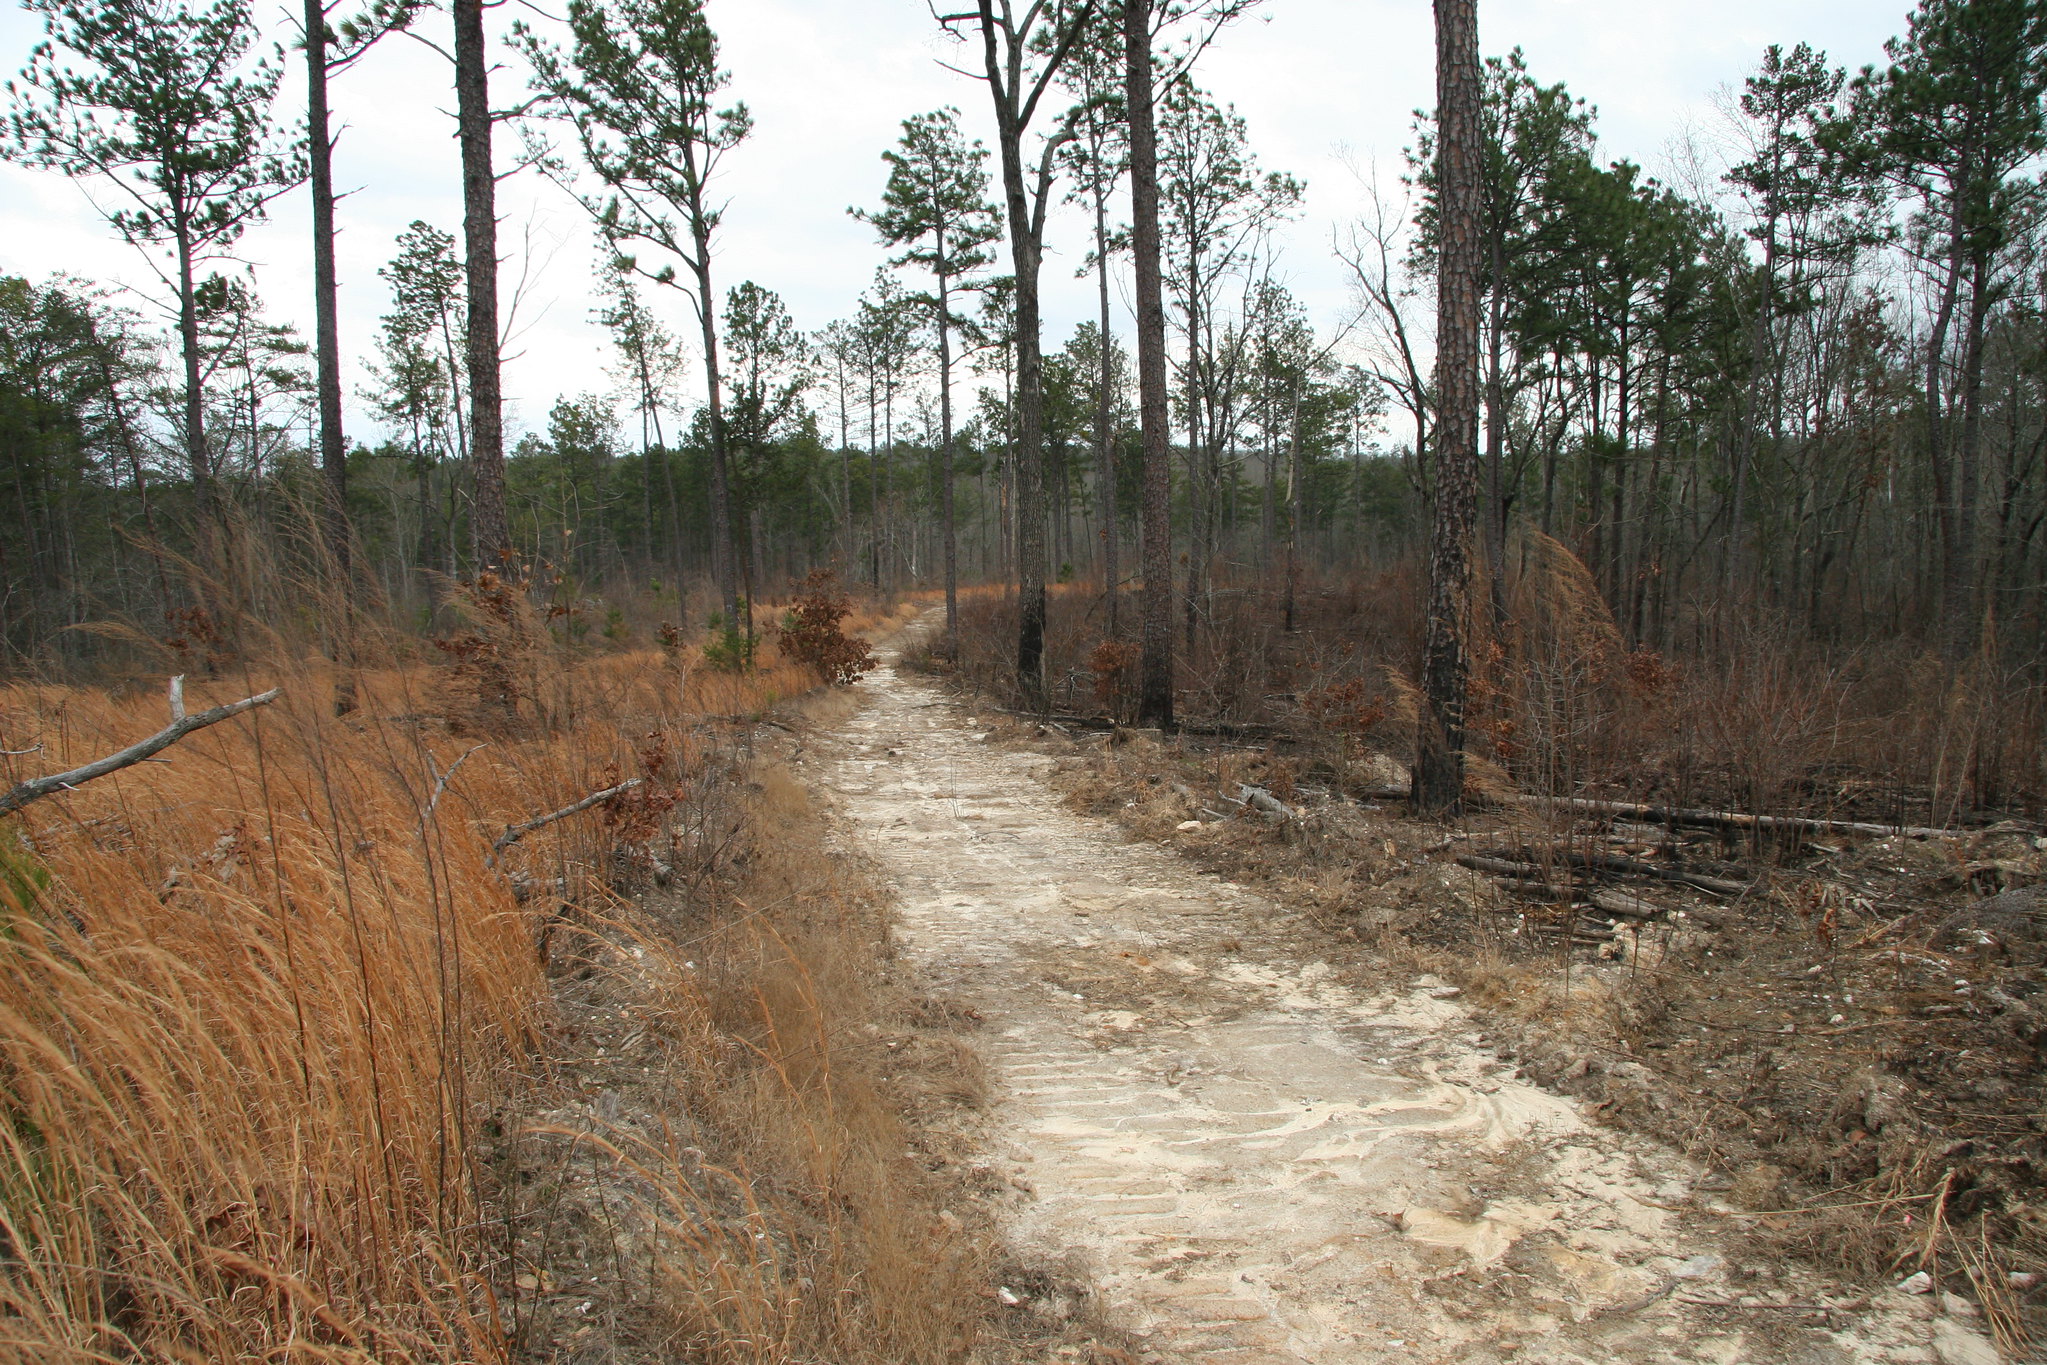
813, 617, 1967, 1365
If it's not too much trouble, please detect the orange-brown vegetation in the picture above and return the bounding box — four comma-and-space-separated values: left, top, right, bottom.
0, 584, 966, 1363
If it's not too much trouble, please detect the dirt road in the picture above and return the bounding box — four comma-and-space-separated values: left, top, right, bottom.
816, 621, 1986, 1365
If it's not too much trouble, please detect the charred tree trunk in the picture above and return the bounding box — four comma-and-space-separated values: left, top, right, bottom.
1483, 227, 1507, 629
305, 0, 350, 588
1127, 0, 1174, 728
173, 229, 215, 551
960, 0, 1090, 710
939, 271, 960, 655
689, 223, 739, 627
305, 0, 357, 712
1095, 191, 1120, 638
455, 0, 509, 571
1414, 0, 1482, 816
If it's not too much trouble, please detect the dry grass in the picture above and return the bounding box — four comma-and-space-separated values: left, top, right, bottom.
497, 675, 1089, 1365
0, 586, 923, 1363
507, 756, 998, 1364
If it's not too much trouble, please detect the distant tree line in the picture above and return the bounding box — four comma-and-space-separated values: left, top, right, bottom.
0, 0, 2042, 767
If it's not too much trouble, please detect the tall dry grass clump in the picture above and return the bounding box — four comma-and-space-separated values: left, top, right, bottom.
0, 664, 543, 1362
0, 577, 917, 1363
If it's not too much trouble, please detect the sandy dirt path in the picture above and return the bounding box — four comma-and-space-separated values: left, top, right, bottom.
812, 620, 1981, 1365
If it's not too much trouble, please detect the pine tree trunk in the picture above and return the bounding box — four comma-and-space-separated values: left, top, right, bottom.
174, 229, 214, 542
939, 271, 959, 654
454, 0, 509, 571
1414, 0, 1483, 816
305, 0, 357, 712
690, 237, 739, 626
1726, 207, 1778, 596
1923, 192, 1965, 654
1483, 228, 1507, 628
305, 0, 350, 587
1092, 227, 1120, 642
1126, 0, 1173, 728
1949, 249, 1992, 659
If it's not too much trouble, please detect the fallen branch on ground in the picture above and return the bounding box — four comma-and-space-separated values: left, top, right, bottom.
1546, 847, 1751, 896
1457, 853, 1551, 881
490, 778, 644, 861
0, 676, 280, 818
1588, 890, 1660, 920
1238, 784, 1296, 820
1347, 781, 1978, 841
1511, 794, 1964, 840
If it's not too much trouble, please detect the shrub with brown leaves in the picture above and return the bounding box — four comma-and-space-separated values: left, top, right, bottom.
778, 571, 876, 686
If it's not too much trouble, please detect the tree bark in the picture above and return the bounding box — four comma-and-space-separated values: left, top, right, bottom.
1948, 247, 1992, 658
1483, 225, 1507, 628
1414, 0, 1482, 816
454, 0, 510, 571
979, 11, 1049, 711
305, 0, 357, 713
939, 270, 960, 654
1126, 0, 1173, 728
1922, 191, 1966, 654
1095, 189, 1118, 638
305, 0, 350, 588
688, 223, 739, 626
173, 228, 215, 540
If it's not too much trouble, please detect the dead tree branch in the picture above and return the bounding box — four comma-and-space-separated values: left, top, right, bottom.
418, 744, 487, 836
1520, 795, 1965, 840
489, 777, 643, 861
0, 679, 281, 819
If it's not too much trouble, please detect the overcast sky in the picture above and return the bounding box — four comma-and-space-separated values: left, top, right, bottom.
0, 0, 1909, 448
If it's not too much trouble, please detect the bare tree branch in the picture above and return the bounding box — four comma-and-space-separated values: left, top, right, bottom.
0, 682, 281, 819
417, 743, 488, 836
489, 777, 644, 861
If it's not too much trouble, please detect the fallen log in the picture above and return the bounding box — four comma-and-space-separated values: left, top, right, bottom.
0, 676, 280, 818
1338, 781, 1977, 842
1520, 794, 1964, 841
1455, 854, 1572, 901
1588, 890, 1661, 921
1238, 784, 1296, 820
1547, 847, 1751, 897
1503, 882, 1573, 903
1457, 853, 1551, 881
1524, 923, 1617, 944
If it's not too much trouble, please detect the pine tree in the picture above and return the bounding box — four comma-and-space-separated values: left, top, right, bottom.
1848, 0, 2047, 655
1414, 0, 1483, 815
6, 0, 302, 554
299, 0, 417, 600
452, 0, 509, 569
934, 0, 1098, 711
855, 107, 1002, 654
518, 0, 753, 623
1124, 0, 1175, 726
